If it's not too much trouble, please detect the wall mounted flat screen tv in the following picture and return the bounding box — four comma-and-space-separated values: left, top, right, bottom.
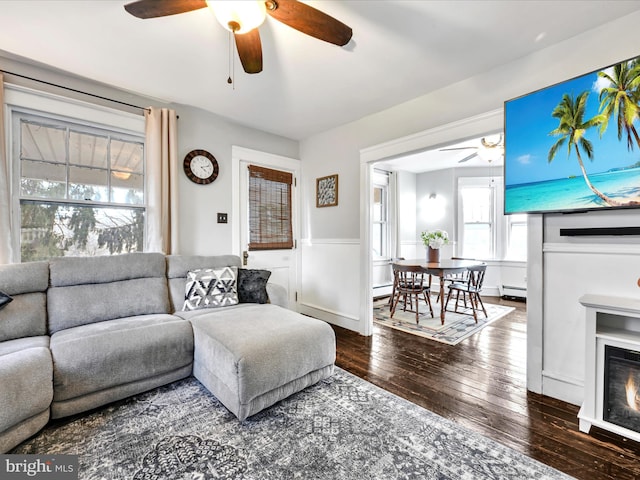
504, 54, 640, 215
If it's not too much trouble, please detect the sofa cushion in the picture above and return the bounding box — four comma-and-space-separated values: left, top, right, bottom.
183, 267, 239, 311
47, 253, 170, 334
0, 340, 53, 436
49, 252, 166, 287
0, 291, 12, 311
0, 336, 50, 358
189, 304, 336, 410
0, 262, 49, 342
49, 314, 194, 402
237, 268, 271, 304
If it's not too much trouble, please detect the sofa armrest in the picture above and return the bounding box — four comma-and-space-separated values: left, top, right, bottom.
266, 283, 288, 309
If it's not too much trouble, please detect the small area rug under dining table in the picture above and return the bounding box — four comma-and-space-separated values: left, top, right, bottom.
373, 296, 515, 345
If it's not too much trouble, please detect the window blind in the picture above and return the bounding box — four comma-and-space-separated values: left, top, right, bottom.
248, 165, 293, 250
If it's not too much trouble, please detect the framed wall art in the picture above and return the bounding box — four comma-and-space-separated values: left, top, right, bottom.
316, 174, 338, 208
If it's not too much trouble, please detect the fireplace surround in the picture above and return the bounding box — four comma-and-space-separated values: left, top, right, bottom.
579, 294, 640, 442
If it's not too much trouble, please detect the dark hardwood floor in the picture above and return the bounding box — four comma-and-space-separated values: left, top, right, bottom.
332, 297, 640, 480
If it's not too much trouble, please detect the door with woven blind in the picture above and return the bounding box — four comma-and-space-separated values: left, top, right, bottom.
237, 150, 299, 309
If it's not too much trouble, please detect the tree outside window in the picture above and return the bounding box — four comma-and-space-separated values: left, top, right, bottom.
16, 114, 145, 262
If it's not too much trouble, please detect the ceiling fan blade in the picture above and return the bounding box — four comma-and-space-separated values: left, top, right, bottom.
266, 0, 352, 46
440, 146, 477, 152
235, 29, 263, 74
458, 153, 478, 163
124, 0, 207, 19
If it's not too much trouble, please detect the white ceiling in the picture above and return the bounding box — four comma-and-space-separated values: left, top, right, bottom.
0, 0, 639, 143
375, 134, 505, 173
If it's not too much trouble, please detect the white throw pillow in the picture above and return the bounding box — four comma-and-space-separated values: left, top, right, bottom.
183, 267, 239, 311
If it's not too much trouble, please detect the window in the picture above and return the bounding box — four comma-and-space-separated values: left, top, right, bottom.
372, 170, 390, 259
506, 213, 527, 261
247, 165, 293, 250
15, 112, 145, 261
457, 176, 527, 261
459, 182, 494, 259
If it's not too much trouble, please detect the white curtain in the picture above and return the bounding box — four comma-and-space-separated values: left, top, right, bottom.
389, 171, 400, 259
0, 74, 13, 264
144, 107, 179, 254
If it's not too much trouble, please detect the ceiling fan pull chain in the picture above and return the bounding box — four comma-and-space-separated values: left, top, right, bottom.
227, 30, 234, 87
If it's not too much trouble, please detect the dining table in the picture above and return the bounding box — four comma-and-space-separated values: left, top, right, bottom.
393, 258, 485, 324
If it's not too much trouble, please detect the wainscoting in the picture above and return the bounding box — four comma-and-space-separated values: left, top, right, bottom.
299, 239, 361, 331
542, 242, 640, 405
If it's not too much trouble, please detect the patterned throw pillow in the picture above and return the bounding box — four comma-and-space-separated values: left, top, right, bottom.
183, 267, 239, 311
0, 290, 12, 311
237, 269, 272, 304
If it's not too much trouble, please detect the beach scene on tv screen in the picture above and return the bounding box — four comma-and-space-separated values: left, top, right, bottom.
505, 55, 640, 214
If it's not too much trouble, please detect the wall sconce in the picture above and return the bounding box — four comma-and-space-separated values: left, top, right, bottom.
421, 193, 445, 221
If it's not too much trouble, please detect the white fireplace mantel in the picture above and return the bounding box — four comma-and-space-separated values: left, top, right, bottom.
578, 294, 640, 442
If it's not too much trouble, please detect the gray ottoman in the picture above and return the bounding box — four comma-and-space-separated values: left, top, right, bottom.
188, 304, 336, 420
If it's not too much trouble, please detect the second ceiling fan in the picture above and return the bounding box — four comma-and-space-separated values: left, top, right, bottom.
440, 134, 504, 164
124, 0, 353, 74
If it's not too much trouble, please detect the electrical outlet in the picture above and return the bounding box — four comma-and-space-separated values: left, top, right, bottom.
217, 213, 228, 224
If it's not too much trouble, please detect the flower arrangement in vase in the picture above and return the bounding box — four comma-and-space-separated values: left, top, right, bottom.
420, 229, 449, 263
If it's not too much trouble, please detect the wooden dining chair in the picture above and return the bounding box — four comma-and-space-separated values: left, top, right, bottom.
444, 263, 487, 323
387, 257, 405, 307
390, 264, 434, 324
437, 256, 471, 304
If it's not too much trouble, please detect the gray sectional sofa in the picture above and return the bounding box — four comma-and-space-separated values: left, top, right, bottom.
0, 253, 336, 453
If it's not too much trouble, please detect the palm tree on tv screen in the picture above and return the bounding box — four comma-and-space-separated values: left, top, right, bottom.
597, 59, 640, 150
548, 91, 622, 206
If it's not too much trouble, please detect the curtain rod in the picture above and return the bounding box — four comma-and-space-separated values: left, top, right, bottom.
1, 69, 151, 113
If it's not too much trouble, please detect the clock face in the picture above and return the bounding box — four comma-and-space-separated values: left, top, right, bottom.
191, 155, 214, 179
183, 150, 219, 185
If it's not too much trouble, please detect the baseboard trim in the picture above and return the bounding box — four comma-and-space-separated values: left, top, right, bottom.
541, 370, 583, 406
298, 303, 360, 333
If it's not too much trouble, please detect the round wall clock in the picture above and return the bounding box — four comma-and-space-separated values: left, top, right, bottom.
183, 149, 219, 185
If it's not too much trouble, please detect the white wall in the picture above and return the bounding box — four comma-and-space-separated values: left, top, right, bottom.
1, 52, 299, 259
299, 10, 640, 404
416, 168, 456, 260
174, 105, 298, 255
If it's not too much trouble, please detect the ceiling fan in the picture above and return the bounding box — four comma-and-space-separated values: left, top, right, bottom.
123, 0, 353, 75
440, 134, 504, 163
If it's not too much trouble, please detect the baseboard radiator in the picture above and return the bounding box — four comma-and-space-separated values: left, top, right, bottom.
500, 285, 526, 298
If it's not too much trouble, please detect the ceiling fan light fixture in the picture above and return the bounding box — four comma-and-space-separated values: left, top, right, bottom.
478, 134, 504, 162
477, 144, 504, 163
206, 0, 267, 34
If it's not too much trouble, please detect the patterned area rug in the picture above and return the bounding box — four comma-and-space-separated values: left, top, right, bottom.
12, 370, 573, 480
374, 296, 515, 345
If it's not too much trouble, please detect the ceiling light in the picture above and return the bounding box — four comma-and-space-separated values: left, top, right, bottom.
112, 170, 132, 180
206, 0, 267, 34
477, 144, 504, 163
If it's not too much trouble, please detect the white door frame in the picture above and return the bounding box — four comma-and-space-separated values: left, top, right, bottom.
358, 109, 503, 336
231, 145, 301, 304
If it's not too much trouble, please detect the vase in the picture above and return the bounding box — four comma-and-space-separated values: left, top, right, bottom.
427, 247, 440, 263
